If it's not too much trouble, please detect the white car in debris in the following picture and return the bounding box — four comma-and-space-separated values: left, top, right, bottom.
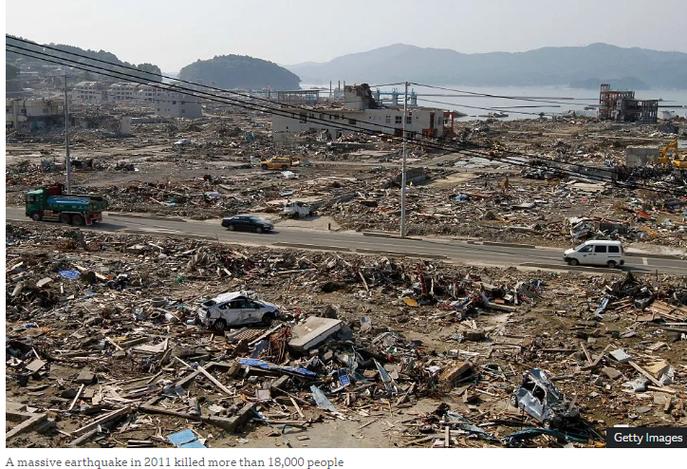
197, 291, 280, 332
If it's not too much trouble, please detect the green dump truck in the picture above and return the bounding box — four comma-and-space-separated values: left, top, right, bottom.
25, 183, 108, 226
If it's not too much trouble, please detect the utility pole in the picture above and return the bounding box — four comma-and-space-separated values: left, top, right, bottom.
63, 73, 72, 193
400, 81, 408, 238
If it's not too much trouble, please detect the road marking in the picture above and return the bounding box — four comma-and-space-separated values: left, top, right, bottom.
642, 257, 648, 265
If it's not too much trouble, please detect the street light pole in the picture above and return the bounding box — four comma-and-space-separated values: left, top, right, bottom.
63, 73, 72, 194
400, 81, 408, 238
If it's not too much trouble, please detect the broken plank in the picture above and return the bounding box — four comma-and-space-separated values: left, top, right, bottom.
68, 384, 85, 412
628, 361, 663, 387
72, 406, 131, 436
197, 365, 233, 396
6, 413, 48, 440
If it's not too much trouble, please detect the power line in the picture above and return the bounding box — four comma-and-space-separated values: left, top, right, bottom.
412, 82, 595, 108
418, 97, 558, 117
6, 44, 677, 194
7, 37, 620, 180
7, 43, 682, 195
5, 36, 613, 165
2, 45, 645, 185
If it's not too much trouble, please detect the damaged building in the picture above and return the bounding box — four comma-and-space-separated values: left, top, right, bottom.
599, 83, 658, 124
5, 97, 65, 132
70, 81, 203, 119
272, 83, 455, 142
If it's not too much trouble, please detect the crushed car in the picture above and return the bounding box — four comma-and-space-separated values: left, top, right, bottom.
197, 291, 280, 332
511, 368, 580, 428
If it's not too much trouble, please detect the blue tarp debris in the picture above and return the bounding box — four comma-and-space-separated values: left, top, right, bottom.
59, 269, 80, 280
167, 429, 206, 448
238, 358, 317, 379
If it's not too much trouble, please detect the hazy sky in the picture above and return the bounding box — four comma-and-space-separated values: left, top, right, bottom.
6, 0, 687, 72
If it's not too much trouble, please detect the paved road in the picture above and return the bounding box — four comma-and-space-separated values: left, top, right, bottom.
6, 207, 686, 275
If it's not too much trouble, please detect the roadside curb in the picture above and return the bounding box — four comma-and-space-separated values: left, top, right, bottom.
106, 212, 187, 223
361, 231, 422, 240
475, 241, 536, 249
273, 242, 352, 252
519, 262, 620, 273
625, 251, 685, 260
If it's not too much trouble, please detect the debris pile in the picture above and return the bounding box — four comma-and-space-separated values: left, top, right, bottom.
6, 221, 686, 448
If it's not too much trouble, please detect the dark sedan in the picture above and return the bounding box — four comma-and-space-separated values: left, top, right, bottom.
221, 215, 273, 233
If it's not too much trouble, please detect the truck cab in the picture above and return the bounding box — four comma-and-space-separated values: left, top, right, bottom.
25, 184, 107, 226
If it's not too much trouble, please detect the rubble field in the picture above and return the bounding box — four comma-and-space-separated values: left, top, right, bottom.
6, 112, 687, 251
6, 221, 687, 448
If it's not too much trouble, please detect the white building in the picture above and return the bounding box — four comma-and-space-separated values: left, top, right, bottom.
70, 81, 202, 119
108, 82, 140, 103
272, 84, 450, 142
71, 81, 107, 105
150, 87, 202, 119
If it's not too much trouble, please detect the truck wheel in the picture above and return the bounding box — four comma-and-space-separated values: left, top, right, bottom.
261, 164, 267, 170
72, 215, 85, 226
282, 165, 288, 170
213, 319, 227, 333
568, 259, 579, 266
607, 260, 617, 269
60, 213, 72, 225
30, 212, 42, 222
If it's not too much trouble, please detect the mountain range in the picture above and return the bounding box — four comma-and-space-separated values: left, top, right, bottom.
287, 43, 687, 89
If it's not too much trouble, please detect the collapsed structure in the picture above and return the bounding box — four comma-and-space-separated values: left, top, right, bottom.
272, 83, 459, 142
599, 83, 658, 124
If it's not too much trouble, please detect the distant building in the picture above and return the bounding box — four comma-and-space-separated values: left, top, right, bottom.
599, 84, 658, 124
72, 81, 107, 105
6, 97, 64, 131
108, 82, 140, 103
150, 87, 202, 119
272, 83, 453, 142
70, 81, 202, 119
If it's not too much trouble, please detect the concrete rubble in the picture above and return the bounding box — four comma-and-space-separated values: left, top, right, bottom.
5, 221, 687, 447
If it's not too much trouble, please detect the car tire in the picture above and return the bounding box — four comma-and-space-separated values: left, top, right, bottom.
72, 214, 85, 226
256, 226, 263, 233
213, 319, 227, 333
607, 260, 617, 269
568, 259, 579, 266
30, 212, 42, 222
60, 213, 72, 225
227, 225, 235, 231
261, 164, 268, 170
261, 313, 273, 326
282, 165, 288, 170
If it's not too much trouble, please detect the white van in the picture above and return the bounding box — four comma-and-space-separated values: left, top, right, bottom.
563, 240, 625, 268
